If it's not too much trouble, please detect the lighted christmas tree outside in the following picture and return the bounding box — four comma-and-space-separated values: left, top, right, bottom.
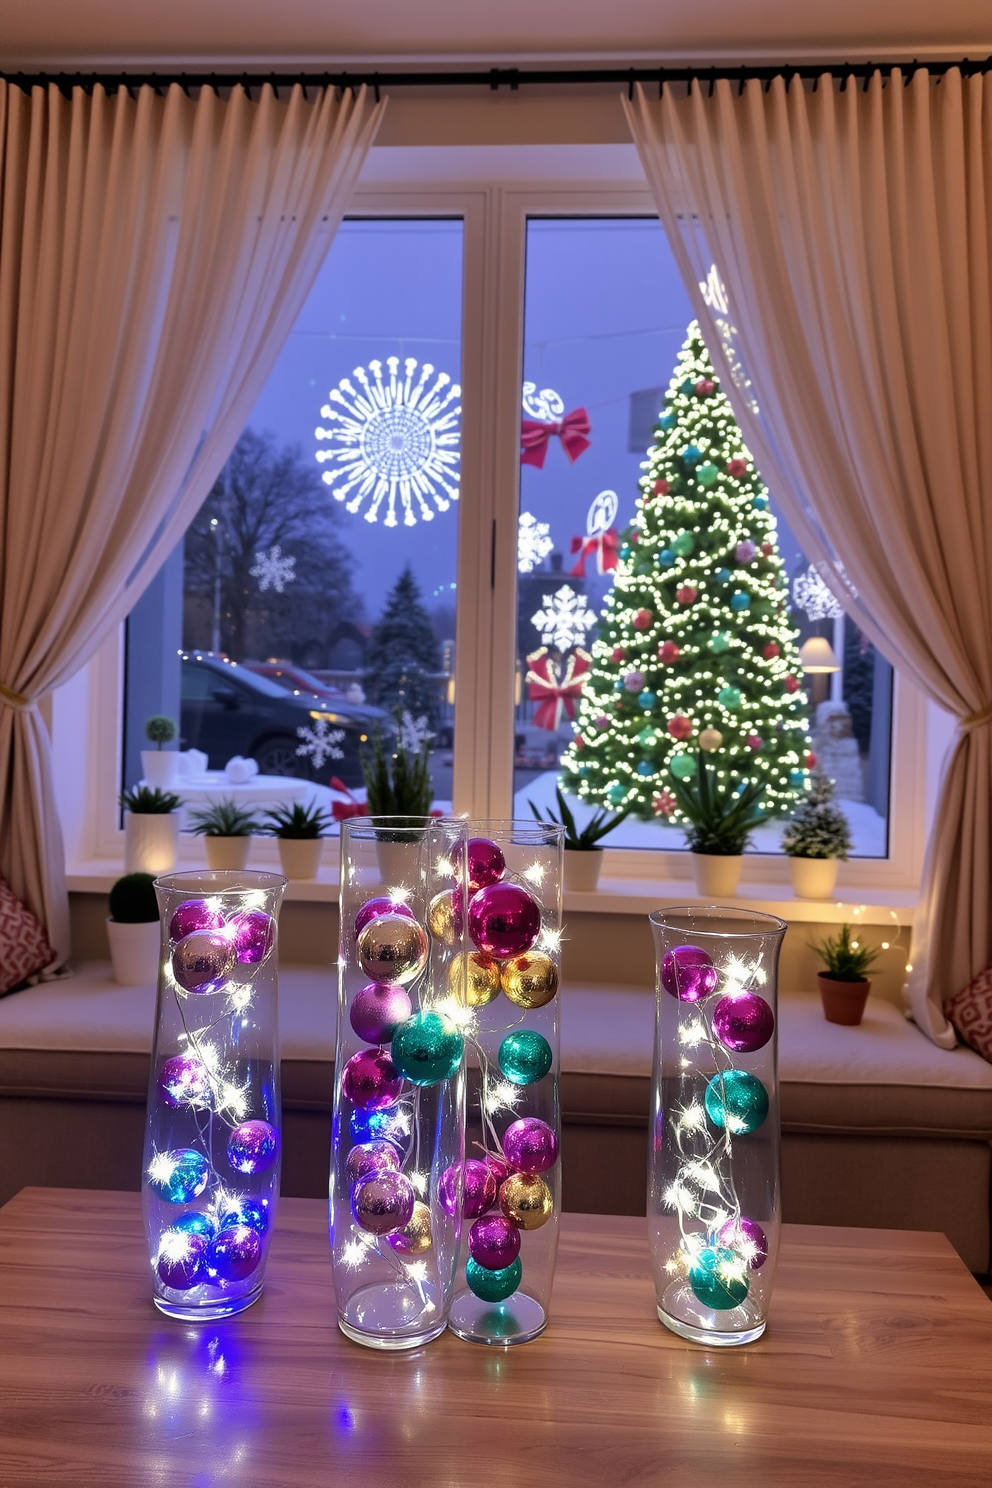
560, 322, 811, 826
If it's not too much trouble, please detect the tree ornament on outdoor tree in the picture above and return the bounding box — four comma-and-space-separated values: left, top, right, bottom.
667, 714, 693, 741
699, 727, 723, 753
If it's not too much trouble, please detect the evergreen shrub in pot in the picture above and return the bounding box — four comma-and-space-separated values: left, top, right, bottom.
107, 872, 160, 985
141, 714, 179, 789
263, 800, 329, 879
121, 785, 181, 875
667, 752, 765, 898
361, 717, 435, 882
813, 924, 880, 1025
528, 786, 629, 892
782, 770, 852, 900
188, 798, 260, 869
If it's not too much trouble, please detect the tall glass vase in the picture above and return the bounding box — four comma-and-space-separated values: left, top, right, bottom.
143, 870, 286, 1321
447, 821, 564, 1347
648, 907, 786, 1346
330, 817, 469, 1350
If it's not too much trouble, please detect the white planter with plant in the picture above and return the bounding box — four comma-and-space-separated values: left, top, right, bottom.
140, 714, 180, 789
782, 770, 852, 899
263, 800, 329, 879
188, 798, 259, 870
668, 752, 765, 900
813, 924, 880, 1026
529, 786, 629, 893
362, 716, 434, 884
121, 786, 181, 875
107, 872, 160, 985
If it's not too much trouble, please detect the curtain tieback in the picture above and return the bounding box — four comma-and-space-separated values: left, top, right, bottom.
0, 680, 34, 713
961, 699, 992, 731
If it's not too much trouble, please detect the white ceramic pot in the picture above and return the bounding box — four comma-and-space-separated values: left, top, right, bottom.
107, 918, 160, 986
124, 812, 179, 875
375, 838, 421, 888
277, 837, 324, 880
692, 853, 743, 898
141, 750, 180, 789
791, 857, 840, 900
203, 836, 252, 870
563, 848, 604, 893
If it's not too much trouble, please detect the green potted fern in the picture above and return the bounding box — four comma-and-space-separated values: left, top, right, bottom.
262, 800, 329, 880
667, 752, 765, 898
528, 786, 630, 892
141, 714, 179, 789
361, 719, 435, 882
813, 924, 881, 1025
121, 784, 182, 875
107, 872, 160, 986
782, 770, 852, 900
188, 798, 261, 870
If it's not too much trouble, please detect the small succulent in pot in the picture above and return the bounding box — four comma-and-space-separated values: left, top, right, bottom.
667, 752, 765, 856
263, 801, 330, 881
528, 785, 629, 850
188, 799, 261, 837
121, 785, 182, 815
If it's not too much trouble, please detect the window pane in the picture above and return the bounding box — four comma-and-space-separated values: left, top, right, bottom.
513, 217, 891, 857
124, 219, 463, 826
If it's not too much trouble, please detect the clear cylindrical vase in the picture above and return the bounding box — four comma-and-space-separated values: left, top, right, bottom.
143, 870, 286, 1321
330, 817, 469, 1350
447, 821, 564, 1347
648, 907, 786, 1346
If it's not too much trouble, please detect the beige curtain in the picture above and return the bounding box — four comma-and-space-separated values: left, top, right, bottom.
0, 79, 384, 960
624, 70, 992, 1047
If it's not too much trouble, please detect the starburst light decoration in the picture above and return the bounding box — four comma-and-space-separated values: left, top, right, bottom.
250, 545, 296, 594
296, 719, 345, 769
314, 357, 460, 527
531, 584, 595, 651
792, 565, 844, 622
518, 512, 554, 574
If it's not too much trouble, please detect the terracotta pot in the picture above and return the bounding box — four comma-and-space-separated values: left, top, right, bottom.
790, 857, 840, 900
107, 918, 160, 986
692, 853, 742, 898
277, 837, 324, 880
141, 750, 180, 789
563, 848, 604, 892
203, 836, 252, 870
817, 972, 871, 1026
124, 812, 178, 875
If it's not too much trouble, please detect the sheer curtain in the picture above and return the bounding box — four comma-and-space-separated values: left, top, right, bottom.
624, 69, 992, 1047
0, 80, 384, 960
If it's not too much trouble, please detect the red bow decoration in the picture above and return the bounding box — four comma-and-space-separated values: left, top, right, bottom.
526, 647, 591, 732
569, 527, 620, 578
520, 408, 591, 469
329, 777, 369, 823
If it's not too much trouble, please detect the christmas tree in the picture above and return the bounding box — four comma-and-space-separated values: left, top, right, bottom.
363, 565, 442, 726
560, 321, 810, 823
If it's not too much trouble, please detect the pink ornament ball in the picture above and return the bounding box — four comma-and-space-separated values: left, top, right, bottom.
228, 909, 275, 965
158, 1054, 212, 1110
349, 982, 413, 1044
354, 896, 415, 939
342, 1047, 404, 1110
736, 540, 757, 564
485, 1153, 513, 1189
633, 608, 653, 631
718, 1216, 769, 1269
351, 1170, 415, 1236
469, 1214, 521, 1271
157, 1230, 208, 1291
467, 837, 506, 895
594, 714, 610, 730
695, 377, 715, 396
439, 1158, 497, 1219
712, 992, 775, 1054
346, 1139, 401, 1186
168, 900, 224, 942
652, 790, 677, 817
610, 646, 627, 664
172, 930, 236, 994
727, 458, 748, 478
658, 641, 681, 664
623, 670, 646, 693
227, 1119, 279, 1175
502, 1117, 558, 1175
676, 585, 698, 606
745, 734, 763, 751
469, 882, 542, 959
661, 945, 719, 1002
207, 1223, 261, 1283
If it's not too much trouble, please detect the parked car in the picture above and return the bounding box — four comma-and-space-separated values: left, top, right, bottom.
180, 654, 386, 786
242, 660, 345, 704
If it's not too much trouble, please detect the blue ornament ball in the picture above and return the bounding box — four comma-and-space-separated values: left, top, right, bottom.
689, 1245, 750, 1311
681, 445, 702, 466
391, 1010, 464, 1087
637, 761, 655, 777
148, 1148, 210, 1205
730, 592, 751, 612
670, 754, 696, 780
704, 1070, 769, 1134
173, 1210, 216, 1240
715, 567, 732, 584
219, 1196, 270, 1236
466, 1255, 523, 1303
350, 1104, 411, 1152
498, 1030, 553, 1086
658, 549, 676, 567
607, 784, 627, 805
638, 691, 657, 710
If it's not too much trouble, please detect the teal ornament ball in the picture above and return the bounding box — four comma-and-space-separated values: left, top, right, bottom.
790, 770, 806, 788
709, 632, 730, 654
730, 592, 751, 612
660, 412, 676, 431
499, 1030, 553, 1086
637, 761, 655, 777
671, 754, 696, 780
466, 1255, 522, 1303
705, 1070, 769, 1134
681, 445, 702, 466
620, 543, 631, 558
753, 494, 769, 509
148, 1148, 210, 1205
673, 531, 695, 557
697, 462, 720, 487
680, 378, 695, 395
718, 685, 742, 709
638, 691, 657, 710
391, 1011, 463, 1087
608, 784, 627, 805
658, 549, 676, 567
637, 727, 657, 747
689, 1246, 750, 1311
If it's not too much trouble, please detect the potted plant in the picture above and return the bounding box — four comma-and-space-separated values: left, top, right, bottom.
107, 872, 160, 985
263, 800, 329, 880
667, 752, 765, 898
362, 718, 435, 883
188, 798, 260, 870
121, 785, 182, 874
782, 770, 852, 899
813, 923, 880, 1025
528, 785, 629, 892
141, 715, 180, 789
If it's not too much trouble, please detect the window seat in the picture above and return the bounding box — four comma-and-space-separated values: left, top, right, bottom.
2, 965, 990, 1270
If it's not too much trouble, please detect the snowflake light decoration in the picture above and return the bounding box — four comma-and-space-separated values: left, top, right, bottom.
296, 719, 345, 769
518, 512, 553, 574
397, 711, 434, 753
315, 357, 460, 527
792, 564, 844, 621
250, 545, 296, 594
531, 584, 595, 651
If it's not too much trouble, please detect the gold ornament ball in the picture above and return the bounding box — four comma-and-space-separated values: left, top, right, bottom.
448, 952, 501, 1007
699, 727, 724, 753
501, 952, 559, 1009
388, 1200, 433, 1255
499, 1173, 553, 1231
427, 888, 462, 946
356, 914, 429, 985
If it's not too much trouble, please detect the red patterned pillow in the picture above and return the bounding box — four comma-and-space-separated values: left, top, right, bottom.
0, 875, 55, 996
946, 963, 992, 1064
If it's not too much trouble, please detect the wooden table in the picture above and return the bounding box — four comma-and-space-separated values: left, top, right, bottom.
1, 1189, 990, 1486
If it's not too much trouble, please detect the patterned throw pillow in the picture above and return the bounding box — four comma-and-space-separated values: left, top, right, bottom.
0, 875, 55, 996
946, 963, 992, 1064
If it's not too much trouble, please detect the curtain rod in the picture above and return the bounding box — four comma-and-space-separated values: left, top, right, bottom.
3, 59, 991, 101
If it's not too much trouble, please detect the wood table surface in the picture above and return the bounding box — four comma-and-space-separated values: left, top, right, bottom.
1, 1188, 990, 1487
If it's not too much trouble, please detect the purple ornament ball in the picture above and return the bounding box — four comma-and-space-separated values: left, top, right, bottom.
168, 900, 224, 942
502, 1117, 558, 1175
468, 882, 542, 959
439, 1159, 497, 1219
349, 983, 413, 1045
342, 1048, 404, 1110
354, 896, 415, 939
158, 1054, 212, 1110
207, 1223, 262, 1284
227, 1119, 279, 1175
467, 837, 506, 895
468, 1214, 521, 1271
172, 930, 236, 994
712, 992, 775, 1053
486, 1154, 513, 1189
156, 1229, 208, 1291
346, 1140, 401, 1186
228, 909, 275, 965
718, 1216, 769, 1269
351, 1170, 415, 1236
660, 945, 719, 1002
